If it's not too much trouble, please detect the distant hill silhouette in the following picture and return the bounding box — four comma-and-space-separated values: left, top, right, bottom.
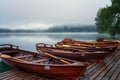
0, 25, 96, 33
45, 25, 96, 32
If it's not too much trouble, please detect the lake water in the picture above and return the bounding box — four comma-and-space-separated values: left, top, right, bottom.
0, 32, 113, 52
0, 32, 119, 72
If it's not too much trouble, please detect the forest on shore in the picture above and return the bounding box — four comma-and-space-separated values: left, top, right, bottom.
0, 25, 96, 33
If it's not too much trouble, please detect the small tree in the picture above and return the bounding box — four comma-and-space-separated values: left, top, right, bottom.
95, 0, 120, 37
95, 8, 105, 33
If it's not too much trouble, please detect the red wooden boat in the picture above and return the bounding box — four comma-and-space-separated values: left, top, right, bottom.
55, 42, 117, 56
0, 44, 87, 80
62, 38, 120, 48
97, 38, 120, 42
36, 43, 109, 62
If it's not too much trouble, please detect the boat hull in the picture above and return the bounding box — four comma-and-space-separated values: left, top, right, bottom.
62, 38, 120, 47
41, 50, 108, 62
55, 42, 118, 56
0, 44, 87, 80
36, 46, 108, 62
2, 58, 87, 80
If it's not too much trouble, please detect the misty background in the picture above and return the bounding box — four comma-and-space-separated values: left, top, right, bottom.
0, 0, 111, 30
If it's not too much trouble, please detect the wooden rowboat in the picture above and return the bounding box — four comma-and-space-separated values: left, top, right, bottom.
55, 42, 117, 56
0, 44, 87, 80
97, 38, 120, 42
36, 43, 109, 63
62, 38, 120, 48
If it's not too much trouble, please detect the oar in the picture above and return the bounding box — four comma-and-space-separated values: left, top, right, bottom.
0, 54, 31, 63
62, 44, 99, 53
76, 43, 94, 47
44, 52, 71, 64
79, 49, 90, 53
75, 43, 101, 48
72, 40, 97, 47
64, 42, 94, 48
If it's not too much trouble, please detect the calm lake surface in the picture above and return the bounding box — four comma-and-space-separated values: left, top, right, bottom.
0, 32, 119, 72
0, 32, 113, 52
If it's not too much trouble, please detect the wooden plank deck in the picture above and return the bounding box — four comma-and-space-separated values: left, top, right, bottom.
0, 50, 120, 80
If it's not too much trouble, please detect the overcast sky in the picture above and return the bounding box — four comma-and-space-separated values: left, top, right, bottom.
0, 0, 111, 29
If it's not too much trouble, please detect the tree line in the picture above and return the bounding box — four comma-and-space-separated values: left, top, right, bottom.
45, 25, 96, 32
0, 25, 96, 33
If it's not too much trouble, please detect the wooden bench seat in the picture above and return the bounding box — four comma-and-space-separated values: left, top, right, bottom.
32, 59, 49, 63
14, 55, 33, 59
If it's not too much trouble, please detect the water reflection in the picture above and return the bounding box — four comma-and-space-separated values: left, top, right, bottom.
0, 61, 12, 73
0, 32, 113, 52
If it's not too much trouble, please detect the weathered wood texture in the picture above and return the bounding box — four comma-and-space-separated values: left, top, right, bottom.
0, 50, 120, 80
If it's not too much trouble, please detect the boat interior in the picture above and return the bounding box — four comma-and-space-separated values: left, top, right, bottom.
1, 52, 76, 65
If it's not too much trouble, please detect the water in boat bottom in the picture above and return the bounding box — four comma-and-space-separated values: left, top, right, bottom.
0, 59, 12, 73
